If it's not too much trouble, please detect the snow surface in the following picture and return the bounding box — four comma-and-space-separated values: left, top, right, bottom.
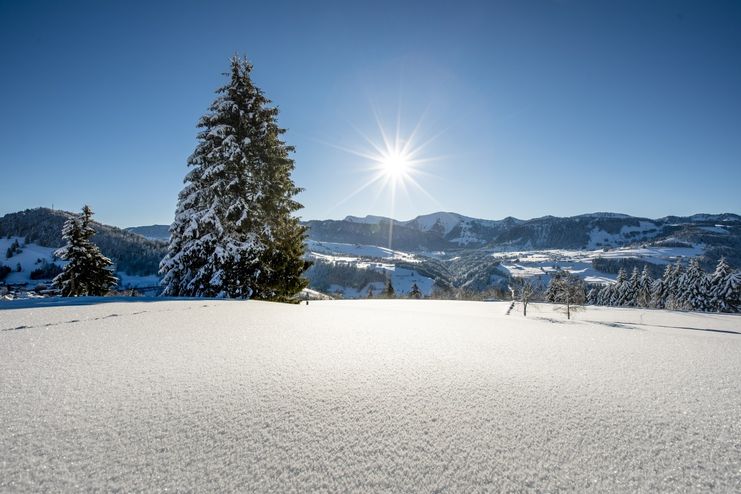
1, 299, 740, 492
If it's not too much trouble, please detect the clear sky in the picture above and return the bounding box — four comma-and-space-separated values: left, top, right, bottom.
1, 0, 739, 227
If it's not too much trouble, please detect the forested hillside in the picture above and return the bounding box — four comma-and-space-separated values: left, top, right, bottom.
0, 208, 166, 276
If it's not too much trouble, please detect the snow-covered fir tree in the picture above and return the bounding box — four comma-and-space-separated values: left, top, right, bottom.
664, 260, 684, 310
611, 268, 628, 306
636, 265, 653, 308
160, 56, 309, 300
586, 286, 598, 305
708, 257, 739, 312
596, 282, 613, 306
623, 267, 640, 307
385, 279, 395, 298
585, 256, 739, 313
53, 205, 118, 297
651, 264, 673, 309
678, 258, 706, 311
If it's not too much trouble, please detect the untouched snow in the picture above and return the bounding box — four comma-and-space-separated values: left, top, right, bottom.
1, 299, 740, 492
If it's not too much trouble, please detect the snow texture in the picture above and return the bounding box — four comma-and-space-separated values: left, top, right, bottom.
1, 299, 740, 492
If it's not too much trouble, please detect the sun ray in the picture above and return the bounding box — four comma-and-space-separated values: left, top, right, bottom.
332, 173, 387, 208
324, 107, 446, 249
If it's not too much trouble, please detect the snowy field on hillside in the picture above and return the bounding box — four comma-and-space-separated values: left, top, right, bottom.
307, 239, 417, 261
0, 237, 159, 289
496, 244, 706, 285
0, 237, 60, 285
1, 299, 740, 492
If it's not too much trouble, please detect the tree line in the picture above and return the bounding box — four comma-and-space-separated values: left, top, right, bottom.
587, 258, 739, 312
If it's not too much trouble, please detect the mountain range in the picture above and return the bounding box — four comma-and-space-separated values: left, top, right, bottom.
129, 210, 740, 255
2, 208, 740, 281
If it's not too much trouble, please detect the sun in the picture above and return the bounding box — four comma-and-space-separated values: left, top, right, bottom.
323, 107, 442, 216
380, 150, 412, 180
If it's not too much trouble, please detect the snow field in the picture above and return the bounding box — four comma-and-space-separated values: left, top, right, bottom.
1, 299, 740, 492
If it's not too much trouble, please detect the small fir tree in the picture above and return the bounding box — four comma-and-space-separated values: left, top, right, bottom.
636, 265, 653, 308
409, 282, 422, 299
623, 267, 640, 307
385, 278, 395, 298
664, 260, 684, 310
53, 206, 118, 297
708, 258, 739, 312
679, 259, 706, 311
651, 264, 673, 309
612, 268, 628, 306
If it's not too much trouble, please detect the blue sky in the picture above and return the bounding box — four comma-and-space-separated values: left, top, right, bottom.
1, 0, 739, 227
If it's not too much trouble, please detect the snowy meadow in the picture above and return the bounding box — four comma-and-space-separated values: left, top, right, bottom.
1, 299, 740, 492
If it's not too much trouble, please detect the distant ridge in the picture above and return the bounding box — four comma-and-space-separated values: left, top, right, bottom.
126, 224, 171, 241
3, 207, 739, 275
304, 211, 741, 259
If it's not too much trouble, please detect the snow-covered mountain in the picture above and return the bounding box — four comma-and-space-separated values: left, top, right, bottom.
307, 211, 741, 253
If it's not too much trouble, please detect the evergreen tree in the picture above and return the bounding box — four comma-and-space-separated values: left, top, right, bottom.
636, 265, 652, 308
53, 205, 118, 297
612, 268, 628, 306
160, 56, 308, 299
697, 273, 713, 312
651, 264, 673, 309
6, 238, 21, 259
722, 271, 741, 313
586, 286, 597, 305
664, 260, 684, 310
409, 282, 422, 299
596, 283, 613, 306
708, 258, 739, 312
679, 259, 706, 311
623, 267, 640, 307
385, 278, 395, 298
